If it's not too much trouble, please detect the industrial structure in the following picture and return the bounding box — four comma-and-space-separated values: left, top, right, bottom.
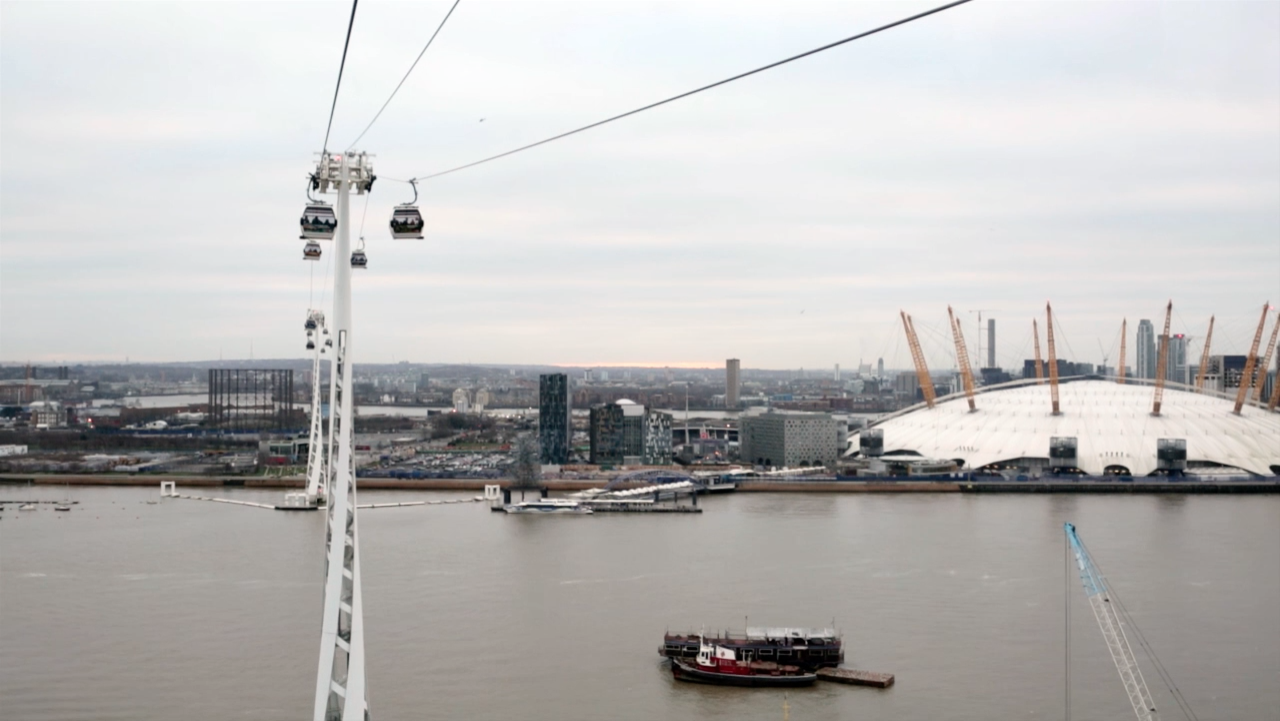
206, 369, 297, 432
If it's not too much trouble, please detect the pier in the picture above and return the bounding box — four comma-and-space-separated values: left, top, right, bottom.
816, 667, 895, 688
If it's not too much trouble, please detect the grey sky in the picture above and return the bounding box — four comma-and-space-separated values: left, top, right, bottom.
2, 1, 1277, 370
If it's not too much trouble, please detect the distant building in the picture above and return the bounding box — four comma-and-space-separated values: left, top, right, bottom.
725, 359, 741, 410
1203, 355, 1247, 393
28, 400, 64, 428
877, 358, 884, 379
452, 388, 470, 413
588, 400, 671, 465
1136, 319, 1156, 379
1166, 334, 1188, 384
538, 373, 571, 464
474, 388, 490, 412
894, 371, 919, 398
987, 319, 997, 369
739, 412, 839, 469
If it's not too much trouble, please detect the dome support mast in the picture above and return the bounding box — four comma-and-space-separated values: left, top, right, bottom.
1045, 304, 1061, 415
1232, 302, 1270, 415
900, 311, 936, 409
1151, 301, 1172, 415
1246, 310, 1278, 406
947, 306, 977, 412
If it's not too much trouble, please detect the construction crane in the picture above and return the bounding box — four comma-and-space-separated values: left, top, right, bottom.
1193, 316, 1214, 391
1233, 302, 1270, 415
900, 310, 937, 409
1045, 303, 1061, 415
1033, 319, 1045, 384
1151, 301, 1172, 416
1118, 319, 1128, 384
1246, 309, 1278, 405
948, 306, 977, 411
1065, 523, 1159, 721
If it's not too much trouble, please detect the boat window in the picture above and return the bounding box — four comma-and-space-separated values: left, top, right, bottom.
778, 649, 791, 657
759, 648, 773, 658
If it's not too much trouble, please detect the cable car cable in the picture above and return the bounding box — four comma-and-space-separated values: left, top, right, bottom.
405, 0, 973, 182
322, 0, 361, 155
346, 0, 463, 151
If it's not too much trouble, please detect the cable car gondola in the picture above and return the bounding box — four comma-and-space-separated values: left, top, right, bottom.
304, 316, 317, 331
300, 175, 337, 240
351, 250, 368, 269
306, 340, 316, 350
389, 179, 425, 240
303, 240, 322, 260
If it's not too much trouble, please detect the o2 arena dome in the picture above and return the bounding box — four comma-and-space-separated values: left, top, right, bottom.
845, 378, 1280, 477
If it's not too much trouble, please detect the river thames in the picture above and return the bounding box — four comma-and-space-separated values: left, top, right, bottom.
2, 487, 1277, 720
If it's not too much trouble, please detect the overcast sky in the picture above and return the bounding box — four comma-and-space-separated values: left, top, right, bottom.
2, 1, 1277, 370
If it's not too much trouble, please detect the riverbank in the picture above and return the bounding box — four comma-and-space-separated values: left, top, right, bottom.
4, 474, 1278, 493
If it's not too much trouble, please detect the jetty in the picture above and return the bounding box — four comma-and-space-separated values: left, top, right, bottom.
816, 667, 895, 688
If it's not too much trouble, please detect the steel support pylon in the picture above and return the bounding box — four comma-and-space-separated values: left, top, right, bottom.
313, 151, 373, 721
305, 310, 329, 503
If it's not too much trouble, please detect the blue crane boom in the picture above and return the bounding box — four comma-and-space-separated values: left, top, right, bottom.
1065, 523, 1159, 721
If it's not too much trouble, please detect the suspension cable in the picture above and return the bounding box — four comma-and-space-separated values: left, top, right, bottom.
407, 0, 974, 181
1081, 537, 1200, 721
346, 0, 463, 151
322, 0, 360, 155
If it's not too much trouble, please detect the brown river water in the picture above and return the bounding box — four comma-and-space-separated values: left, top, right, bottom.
2, 486, 1277, 720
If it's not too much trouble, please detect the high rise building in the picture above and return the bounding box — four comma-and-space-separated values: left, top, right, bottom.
987, 319, 996, 369
538, 373, 571, 464
588, 400, 671, 465
1136, 319, 1156, 379
834, 364, 840, 382
1166, 334, 1188, 384
877, 358, 884, 379
725, 358, 741, 409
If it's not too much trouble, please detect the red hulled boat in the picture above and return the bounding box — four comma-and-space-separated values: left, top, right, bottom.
669, 637, 817, 688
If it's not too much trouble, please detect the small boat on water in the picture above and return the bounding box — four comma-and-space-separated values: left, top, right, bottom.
503, 499, 593, 515
662, 627, 843, 671
670, 637, 817, 687
18, 504, 37, 511
54, 505, 71, 512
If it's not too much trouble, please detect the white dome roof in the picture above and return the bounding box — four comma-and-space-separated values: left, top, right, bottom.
846, 379, 1280, 477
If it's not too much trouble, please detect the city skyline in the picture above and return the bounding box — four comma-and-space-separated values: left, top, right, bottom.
2, 2, 1277, 368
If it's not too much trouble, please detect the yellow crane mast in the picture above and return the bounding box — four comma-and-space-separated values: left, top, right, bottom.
1151, 301, 1172, 416
1233, 302, 1270, 415
948, 306, 977, 412
1045, 303, 1061, 415
1117, 319, 1127, 384
1247, 310, 1278, 405
1033, 319, 1045, 384
900, 310, 937, 409
1194, 316, 1214, 390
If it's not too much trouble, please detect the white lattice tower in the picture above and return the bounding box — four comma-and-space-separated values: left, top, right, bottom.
305, 310, 328, 503
313, 151, 373, 721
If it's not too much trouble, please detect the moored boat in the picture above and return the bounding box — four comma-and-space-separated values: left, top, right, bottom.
503, 499, 593, 514
669, 637, 817, 687
661, 627, 843, 671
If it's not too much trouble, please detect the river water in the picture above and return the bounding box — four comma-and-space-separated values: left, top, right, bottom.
2, 487, 1276, 721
